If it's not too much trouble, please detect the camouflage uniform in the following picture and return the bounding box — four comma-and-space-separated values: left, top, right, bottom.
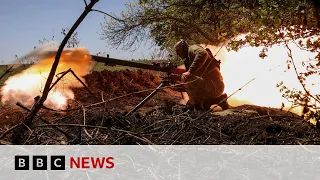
184, 45, 225, 107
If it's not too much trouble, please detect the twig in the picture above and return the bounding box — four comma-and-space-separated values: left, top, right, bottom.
49, 69, 71, 91
101, 91, 105, 102
125, 133, 154, 145
93, 92, 106, 137
204, 126, 230, 138
191, 77, 257, 122
142, 119, 172, 131
15, 102, 73, 139
249, 134, 259, 145
249, 115, 302, 120
22, 123, 33, 145
81, 104, 92, 138
200, 37, 231, 78
111, 133, 125, 145
0, 65, 13, 81
267, 107, 272, 121
202, 135, 211, 144
83, 0, 87, 6
69, 69, 99, 100
169, 124, 186, 144
219, 124, 222, 139
50, 68, 98, 100
91, 9, 125, 22
213, 41, 227, 58
0, 123, 22, 139
186, 134, 202, 144
111, 128, 137, 134
285, 41, 320, 104
34, 124, 109, 129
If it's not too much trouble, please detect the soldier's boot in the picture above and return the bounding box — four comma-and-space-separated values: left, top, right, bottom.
218, 93, 230, 110
182, 100, 203, 111
202, 93, 230, 110
182, 100, 193, 111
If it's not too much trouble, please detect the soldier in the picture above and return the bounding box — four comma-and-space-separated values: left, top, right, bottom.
173, 39, 229, 110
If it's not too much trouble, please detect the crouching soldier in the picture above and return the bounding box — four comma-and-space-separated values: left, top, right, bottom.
173, 39, 229, 110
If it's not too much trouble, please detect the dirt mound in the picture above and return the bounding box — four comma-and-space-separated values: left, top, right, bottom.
72, 69, 180, 112
85, 69, 161, 96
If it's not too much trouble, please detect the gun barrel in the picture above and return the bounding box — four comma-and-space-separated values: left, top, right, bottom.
91, 55, 171, 73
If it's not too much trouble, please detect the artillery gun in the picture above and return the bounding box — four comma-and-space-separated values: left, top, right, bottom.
91, 54, 186, 116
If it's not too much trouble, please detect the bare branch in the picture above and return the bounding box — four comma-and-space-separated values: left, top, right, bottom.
284, 41, 320, 104
26, 0, 99, 123
91, 9, 125, 22
84, 0, 88, 7
12, 0, 100, 144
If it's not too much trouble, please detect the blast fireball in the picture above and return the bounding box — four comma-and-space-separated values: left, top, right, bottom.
1, 43, 93, 109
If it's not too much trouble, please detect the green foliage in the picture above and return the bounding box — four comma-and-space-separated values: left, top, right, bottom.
101, 0, 320, 115
101, 0, 320, 50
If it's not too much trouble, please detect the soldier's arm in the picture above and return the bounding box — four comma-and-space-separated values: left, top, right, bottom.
188, 48, 208, 74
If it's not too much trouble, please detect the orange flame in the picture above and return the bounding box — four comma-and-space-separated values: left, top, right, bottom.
201, 35, 320, 115
1, 44, 93, 109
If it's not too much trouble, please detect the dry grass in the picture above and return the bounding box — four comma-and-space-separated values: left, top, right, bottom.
1, 69, 319, 145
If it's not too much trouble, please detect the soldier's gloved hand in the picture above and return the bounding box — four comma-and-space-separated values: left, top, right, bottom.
181, 71, 192, 82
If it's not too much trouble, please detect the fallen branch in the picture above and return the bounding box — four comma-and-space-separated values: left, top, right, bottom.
0, 123, 22, 140
69, 69, 99, 100
81, 104, 92, 138
22, 124, 33, 145
50, 68, 98, 100
11, 102, 73, 140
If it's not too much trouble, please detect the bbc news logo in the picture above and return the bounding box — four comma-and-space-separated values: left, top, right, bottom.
15, 156, 66, 170
15, 155, 114, 170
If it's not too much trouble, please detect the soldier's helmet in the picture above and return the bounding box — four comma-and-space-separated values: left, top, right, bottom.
174, 39, 189, 58
174, 39, 189, 51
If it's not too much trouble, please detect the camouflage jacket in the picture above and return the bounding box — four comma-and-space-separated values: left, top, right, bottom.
184, 45, 223, 81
